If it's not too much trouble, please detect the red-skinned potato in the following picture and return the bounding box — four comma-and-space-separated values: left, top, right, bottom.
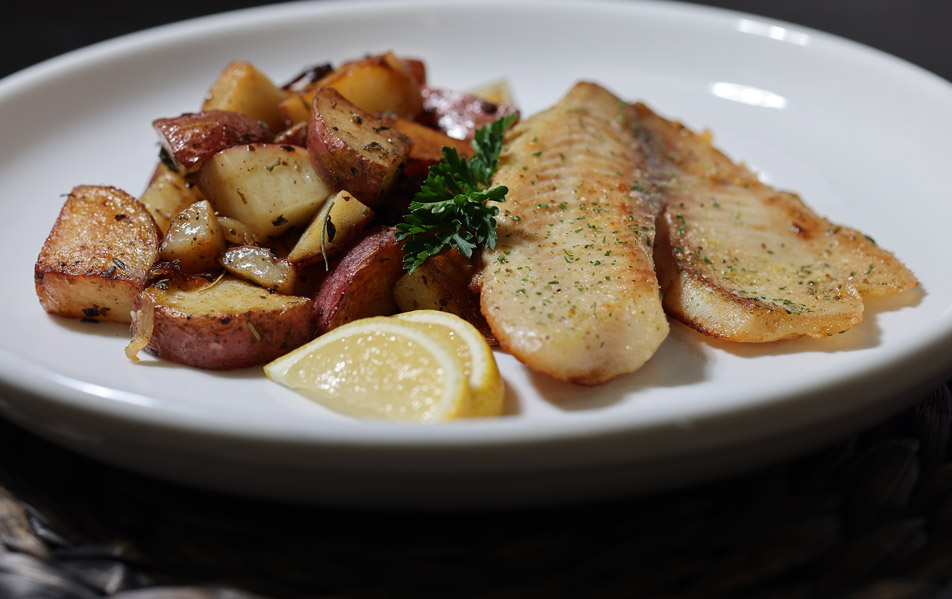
157, 200, 227, 274
307, 87, 409, 206
129, 277, 312, 370
313, 226, 406, 334
153, 111, 271, 173
35, 185, 160, 324
419, 86, 519, 140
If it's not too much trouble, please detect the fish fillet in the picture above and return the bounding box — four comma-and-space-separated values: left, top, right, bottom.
630, 102, 918, 341
478, 83, 668, 385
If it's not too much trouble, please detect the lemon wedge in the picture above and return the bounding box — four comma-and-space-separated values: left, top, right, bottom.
264, 316, 470, 422
395, 310, 504, 418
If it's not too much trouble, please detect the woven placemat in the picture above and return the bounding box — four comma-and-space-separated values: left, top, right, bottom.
2, 383, 952, 599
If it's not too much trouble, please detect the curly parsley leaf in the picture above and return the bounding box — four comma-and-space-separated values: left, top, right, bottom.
396, 113, 518, 273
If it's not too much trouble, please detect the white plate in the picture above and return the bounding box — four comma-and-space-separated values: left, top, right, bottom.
2, 0, 951, 507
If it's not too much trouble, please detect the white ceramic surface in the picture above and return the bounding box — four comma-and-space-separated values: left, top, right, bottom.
2, 0, 951, 507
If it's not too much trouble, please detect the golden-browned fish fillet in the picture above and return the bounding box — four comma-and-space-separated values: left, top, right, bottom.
478, 83, 668, 385
631, 102, 918, 342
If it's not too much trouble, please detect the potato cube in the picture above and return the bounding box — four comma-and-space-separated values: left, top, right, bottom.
202, 61, 287, 133
287, 190, 374, 268
195, 143, 332, 241
139, 163, 205, 234
158, 200, 227, 273
35, 185, 160, 323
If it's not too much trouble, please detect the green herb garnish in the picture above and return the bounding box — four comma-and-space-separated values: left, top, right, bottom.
396, 114, 518, 273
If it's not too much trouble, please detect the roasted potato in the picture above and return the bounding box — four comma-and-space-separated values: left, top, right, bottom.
307, 87, 409, 206
392, 249, 494, 342
287, 190, 374, 268
402, 58, 426, 87
217, 216, 257, 246
382, 116, 474, 177
219, 245, 297, 295
153, 111, 271, 174
195, 143, 332, 240
419, 86, 519, 140
130, 277, 312, 370
279, 52, 423, 126
139, 163, 205, 234
313, 226, 406, 334
202, 61, 287, 133
273, 121, 308, 147
35, 185, 160, 324
158, 200, 227, 274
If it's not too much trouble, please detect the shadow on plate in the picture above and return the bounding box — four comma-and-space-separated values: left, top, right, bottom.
686, 285, 925, 359
524, 326, 710, 413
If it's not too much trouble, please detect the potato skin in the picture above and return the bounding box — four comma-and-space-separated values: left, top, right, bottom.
313, 226, 406, 334
307, 87, 410, 206
35, 185, 160, 323
134, 278, 313, 370
153, 110, 271, 173
419, 86, 519, 140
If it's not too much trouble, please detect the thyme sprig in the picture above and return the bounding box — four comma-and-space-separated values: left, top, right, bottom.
396, 113, 518, 273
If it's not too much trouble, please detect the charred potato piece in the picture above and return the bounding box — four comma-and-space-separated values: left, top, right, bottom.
313, 226, 406, 334
282, 63, 333, 93
153, 111, 271, 174
35, 185, 160, 323
420, 86, 519, 140
280, 52, 424, 126
382, 116, 474, 177
393, 250, 494, 343
139, 163, 205, 234
307, 87, 409, 206
158, 200, 227, 274
195, 143, 332, 241
202, 61, 287, 134
219, 245, 297, 295
287, 190, 374, 268
130, 277, 312, 370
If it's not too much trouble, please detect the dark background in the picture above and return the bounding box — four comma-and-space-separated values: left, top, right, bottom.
1, 0, 951, 83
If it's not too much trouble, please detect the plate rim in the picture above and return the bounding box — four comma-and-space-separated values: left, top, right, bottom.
3, 0, 952, 485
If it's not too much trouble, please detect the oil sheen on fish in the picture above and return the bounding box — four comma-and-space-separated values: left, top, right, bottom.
478, 83, 668, 385
631, 102, 918, 342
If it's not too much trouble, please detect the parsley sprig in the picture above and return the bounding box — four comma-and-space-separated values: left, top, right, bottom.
396, 113, 518, 273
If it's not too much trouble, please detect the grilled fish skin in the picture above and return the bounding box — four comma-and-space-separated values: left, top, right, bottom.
478, 83, 668, 385
632, 102, 918, 342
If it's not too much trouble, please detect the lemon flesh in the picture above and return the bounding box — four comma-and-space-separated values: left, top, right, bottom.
395, 310, 504, 417
265, 317, 469, 422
